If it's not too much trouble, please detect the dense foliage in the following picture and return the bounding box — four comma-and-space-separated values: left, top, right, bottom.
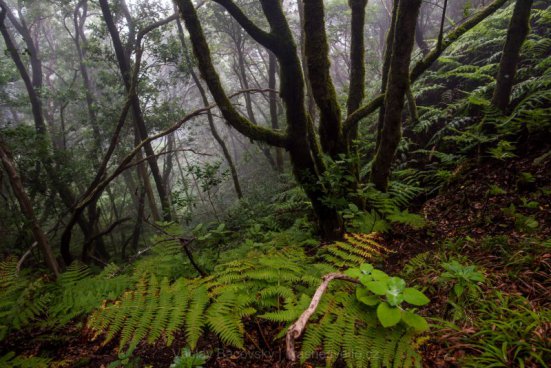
0, 0, 550, 367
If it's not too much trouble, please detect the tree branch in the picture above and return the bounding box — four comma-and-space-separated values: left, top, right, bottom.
286, 273, 359, 361
175, 0, 288, 148
212, 0, 278, 53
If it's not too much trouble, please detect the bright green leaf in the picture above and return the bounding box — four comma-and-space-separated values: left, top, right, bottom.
365, 281, 388, 296
403, 288, 430, 306
377, 302, 402, 327
402, 311, 429, 332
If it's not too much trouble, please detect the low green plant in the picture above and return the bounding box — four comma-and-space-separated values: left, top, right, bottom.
463, 292, 551, 368
170, 347, 209, 368
345, 263, 430, 331
439, 260, 485, 300
107, 349, 141, 368
501, 204, 539, 232
0, 352, 50, 368
488, 140, 517, 160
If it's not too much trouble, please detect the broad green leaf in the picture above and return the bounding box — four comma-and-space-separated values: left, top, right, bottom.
371, 269, 389, 281
387, 277, 406, 293
356, 287, 380, 306
344, 268, 361, 278
365, 281, 387, 296
403, 288, 430, 306
377, 302, 401, 327
360, 263, 374, 274
402, 311, 429, 332
359, 274, 372, 286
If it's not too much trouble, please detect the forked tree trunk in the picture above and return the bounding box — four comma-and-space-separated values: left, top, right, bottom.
491, 0, 533, 112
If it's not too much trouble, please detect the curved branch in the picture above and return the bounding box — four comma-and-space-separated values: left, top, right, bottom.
212, 0, 278, 53
286, 273, 359, 361
176, 0, 288, 148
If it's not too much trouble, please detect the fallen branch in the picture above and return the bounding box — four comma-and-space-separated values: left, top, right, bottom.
286, 272, 359, 361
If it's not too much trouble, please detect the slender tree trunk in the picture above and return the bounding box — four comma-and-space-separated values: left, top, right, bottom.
1, 4, 102, 264
176, 17, 243, 199
0, 140, 60, 277
415, 18, 430, 56
491, 0, 533, 112
98, 0, 172, 221
371, 0, 423, 192
232, 33, 278, 170
269, 52, 284, 172
375, 0, 398, 154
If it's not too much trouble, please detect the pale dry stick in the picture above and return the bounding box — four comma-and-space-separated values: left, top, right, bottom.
285, 272, 359, 361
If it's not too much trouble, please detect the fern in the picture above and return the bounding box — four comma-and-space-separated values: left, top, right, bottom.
323, 233, 389, 268
0, 352, 50, 368
299, 291, 424, 368
0, 258, 50, 339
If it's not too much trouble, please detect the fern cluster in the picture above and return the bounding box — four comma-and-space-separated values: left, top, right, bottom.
0, 258, 131, 340
0, 352, 50, 368
86, 234, 427, 367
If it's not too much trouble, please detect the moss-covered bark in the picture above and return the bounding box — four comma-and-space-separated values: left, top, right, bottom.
346, 0, 369, 144
344, 0, 509, 135
370, 0, 422, 192
303, 0, 343, 157
177, 0, 343, 240
491, 0, 533, 112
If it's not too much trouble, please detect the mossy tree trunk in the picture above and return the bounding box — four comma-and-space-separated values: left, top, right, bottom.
491, 0, 533, 112
370, 0, 423, 192
175, 0, 507, 240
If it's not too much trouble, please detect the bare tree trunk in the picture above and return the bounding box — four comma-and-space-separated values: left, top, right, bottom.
0, 140, 60, 277
491, 0, 533, 112
268, 52, 285, 173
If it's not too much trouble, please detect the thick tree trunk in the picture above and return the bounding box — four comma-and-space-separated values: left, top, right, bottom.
0, 140, 60, 277
371, 0, 422, 192
491, 0, 533, 112
303, 0, 344, 157
177, 0, 343, 240
374, 0, 398, 154
346, 0, 368, 143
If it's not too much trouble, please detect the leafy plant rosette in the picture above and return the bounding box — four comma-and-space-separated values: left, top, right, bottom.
439, 260, 485, 299
345, 263, 430, 331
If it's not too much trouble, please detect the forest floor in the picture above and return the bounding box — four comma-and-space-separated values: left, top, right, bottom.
3, 147, 550, 367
